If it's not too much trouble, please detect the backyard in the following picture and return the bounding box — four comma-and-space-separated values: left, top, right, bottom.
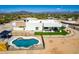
35, 30, 68, 35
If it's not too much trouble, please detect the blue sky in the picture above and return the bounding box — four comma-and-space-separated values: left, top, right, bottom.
0, 5, 79, 12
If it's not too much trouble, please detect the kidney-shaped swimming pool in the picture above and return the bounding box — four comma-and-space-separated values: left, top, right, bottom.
8, 37, 40, 49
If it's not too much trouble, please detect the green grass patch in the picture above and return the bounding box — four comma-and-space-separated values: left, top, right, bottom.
35, 30, 68, 35
19, 26, 25, 28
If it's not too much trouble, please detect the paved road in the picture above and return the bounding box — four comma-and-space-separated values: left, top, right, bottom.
0, 24, 4, 28
69, 25, 79, 31
0, 24, 4, 32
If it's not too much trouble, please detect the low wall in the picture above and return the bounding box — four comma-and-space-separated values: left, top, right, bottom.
12, 30, 34, 36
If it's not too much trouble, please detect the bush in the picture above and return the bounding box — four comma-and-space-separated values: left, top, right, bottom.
0, 19, 5, 24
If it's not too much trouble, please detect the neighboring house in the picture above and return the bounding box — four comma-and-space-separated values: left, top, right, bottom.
68, 18, 73, 21
12, 18, 63, 32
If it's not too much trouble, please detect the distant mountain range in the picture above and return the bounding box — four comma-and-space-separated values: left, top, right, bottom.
0, 11, 79, 14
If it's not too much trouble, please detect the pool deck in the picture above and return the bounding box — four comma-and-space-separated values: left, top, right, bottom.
8, 36, 44, 50
0, 28, 79, 54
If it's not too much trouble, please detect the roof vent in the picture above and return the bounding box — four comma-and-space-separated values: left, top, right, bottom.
40, 21, 42, 23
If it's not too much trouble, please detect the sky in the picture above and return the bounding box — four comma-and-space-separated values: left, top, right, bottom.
0, 5, 79, 13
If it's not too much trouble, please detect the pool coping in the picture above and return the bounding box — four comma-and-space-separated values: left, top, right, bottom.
8, 36, 42, 49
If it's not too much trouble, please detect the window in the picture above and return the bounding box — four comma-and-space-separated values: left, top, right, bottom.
44, 27, 48, 29
43, 27, 49, 31
36, 27, 39, 30
27, 20, 29, 22
53, 27, 58, 32
24, 20, 26, 22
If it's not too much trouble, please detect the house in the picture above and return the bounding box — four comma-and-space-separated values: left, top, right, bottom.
12, 18, 63, 32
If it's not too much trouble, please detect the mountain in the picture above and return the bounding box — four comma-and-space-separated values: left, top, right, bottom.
0, 11, 33, 14
0, 10, 79, 14
11, 11, 33, 14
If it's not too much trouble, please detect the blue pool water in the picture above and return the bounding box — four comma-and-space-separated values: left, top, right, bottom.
12, 38, 39, 47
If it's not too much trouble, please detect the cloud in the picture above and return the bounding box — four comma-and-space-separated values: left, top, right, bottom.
56, 8, 61, 10
55, 8, 68, 12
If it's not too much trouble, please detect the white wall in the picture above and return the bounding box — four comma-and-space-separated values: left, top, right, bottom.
43, 22, 62, 27
12, 18, 63, 31
13, 27, 24, 30
25, 23, 42, 31
63, 24, 69, 28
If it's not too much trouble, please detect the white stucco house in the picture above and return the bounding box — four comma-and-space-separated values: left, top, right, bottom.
12, 18, 63, 32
